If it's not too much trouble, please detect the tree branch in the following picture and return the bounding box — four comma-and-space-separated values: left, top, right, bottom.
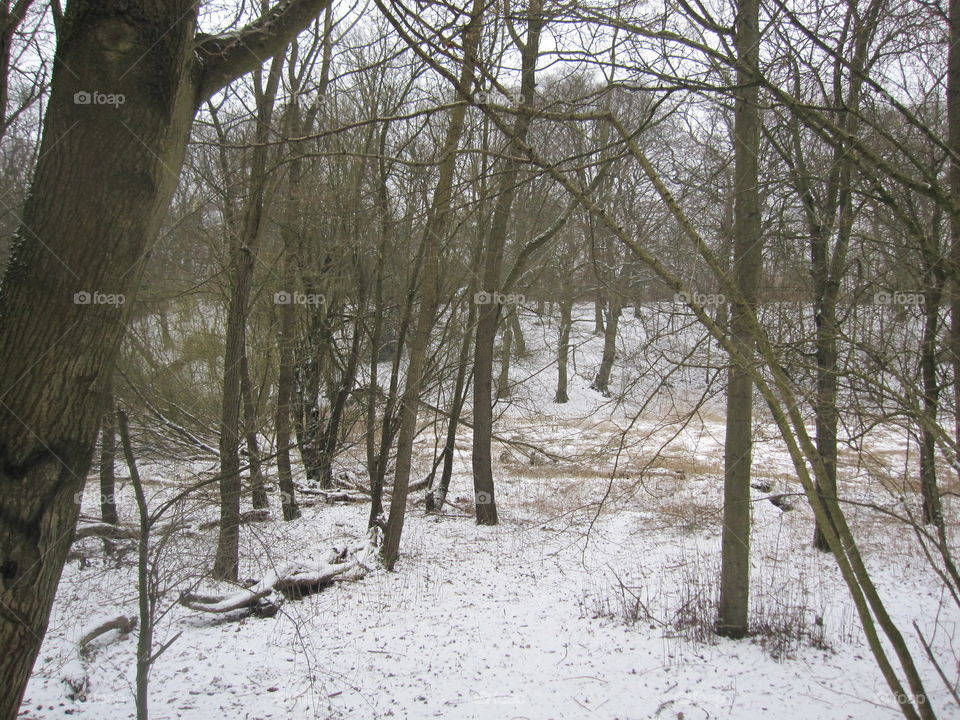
194, 0, 331, 103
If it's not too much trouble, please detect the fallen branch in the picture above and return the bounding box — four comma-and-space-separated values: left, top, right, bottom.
179, 539, 376, 616
298, 487, 369, 503
78, 614, 137, 652
64, 613, 138, 700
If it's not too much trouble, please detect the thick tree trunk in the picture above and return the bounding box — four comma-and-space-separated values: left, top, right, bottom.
718, 0, 760, 639
0, 5, 197, 716
0, 0, 333, 713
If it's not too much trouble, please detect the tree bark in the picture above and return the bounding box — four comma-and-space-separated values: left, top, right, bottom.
718, 0, 761, 639
99, 392, 119, 525
381, 0, 486, 567
116, 408, 151, 720
807, 0, 877, 551
429, 292, 477, 512
496, 322, 513, 401
275, 249, 301, 522
593, 294, 605, 334
949, 0, 960, 491
472, 0, 543, 526
555, 299, 573, 403
591, 297, 621, 397
213, 52, 283, 581
240, 352, 267, 509
0, 2, 331, 711
917, 206, 946, 528
508, 307, 526, 358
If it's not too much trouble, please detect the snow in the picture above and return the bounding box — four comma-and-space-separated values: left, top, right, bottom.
19, 303, 959, 719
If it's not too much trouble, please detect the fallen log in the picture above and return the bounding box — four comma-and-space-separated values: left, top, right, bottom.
179, 539, 375, 616
78, 614, 137, 653
63, 613, 138, 700
298, 488, 368, 503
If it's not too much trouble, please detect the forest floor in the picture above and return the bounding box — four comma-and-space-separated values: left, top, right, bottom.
19, 306, 960, 719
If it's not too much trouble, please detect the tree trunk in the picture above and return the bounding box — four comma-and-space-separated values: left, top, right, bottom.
381, 0, 486, 567
214, 245, 255, 582
214, 51, 283, 579
555, 299, 573, 403
508, 307, 526, 357
472, 0, 543, 526
0, 0, 334, 713
99, 393, 119, 526
718, 0, 761, 639
293, 323, 324, 485
0, 5, 196, 716
591, 298, 620, 397
429, 293, 477, 512
275, 269, 301, 520
496, 322, 512, 401
117, 409, 151, 720
366, 249, 386, 526
808, 0, 876, 551
811, 267, 841, 550
369, 256, 416, 530
920, 281, 944, 526
593, 294, 605, 334
949, 0, 960, 488
318, 313, 363, 486
240, 352, 268, 509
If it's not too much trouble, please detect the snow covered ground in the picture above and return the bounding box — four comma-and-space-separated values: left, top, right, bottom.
19, 304, 960, 719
